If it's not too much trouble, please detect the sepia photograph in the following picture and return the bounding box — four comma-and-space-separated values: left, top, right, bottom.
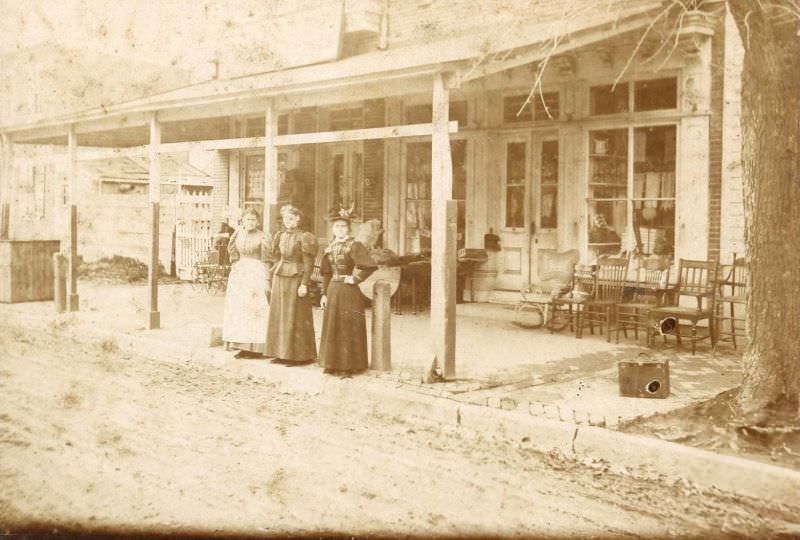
1, 0, 799, 538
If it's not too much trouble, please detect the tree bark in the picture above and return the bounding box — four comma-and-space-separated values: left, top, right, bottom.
727, 1, 800, 417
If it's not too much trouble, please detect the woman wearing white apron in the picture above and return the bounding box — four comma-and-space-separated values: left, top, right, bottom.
222, 209, 269, 358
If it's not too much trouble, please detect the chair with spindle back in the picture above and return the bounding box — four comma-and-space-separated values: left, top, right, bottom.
714, 254, 747, 350
575, 256, 630, 341
647, 258, 718, 355
615, 257, 670, 343
549, 263, 597, 334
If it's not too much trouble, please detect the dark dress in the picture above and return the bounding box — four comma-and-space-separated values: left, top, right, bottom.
319, 237, 377, 373
265, 229, 318, 362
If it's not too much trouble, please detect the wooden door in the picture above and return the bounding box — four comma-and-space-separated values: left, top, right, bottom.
495, 134, 530, 290
530, 135, 560, 283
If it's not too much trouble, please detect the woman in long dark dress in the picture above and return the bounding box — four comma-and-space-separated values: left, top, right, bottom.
264, 205, 318, 365
319, 212, 377, 377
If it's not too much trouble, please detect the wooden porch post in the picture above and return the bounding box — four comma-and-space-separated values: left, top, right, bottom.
431, 73, 456, 378
67, 125, 80, 311
147, 114, 162, 329
263, 100, 278, 236
0, 134, 11, 240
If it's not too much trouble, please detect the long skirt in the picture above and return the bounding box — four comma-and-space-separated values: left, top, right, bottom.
222, 258, 268, 353
319, 281, 369, 372
265, 274, 317, 362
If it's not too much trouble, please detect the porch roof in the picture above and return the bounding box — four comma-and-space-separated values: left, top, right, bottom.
2, 0, 663, 144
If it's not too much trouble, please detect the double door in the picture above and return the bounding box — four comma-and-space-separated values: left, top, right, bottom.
495, 132, 560, 290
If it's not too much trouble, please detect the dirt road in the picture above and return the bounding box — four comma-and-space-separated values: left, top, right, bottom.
0, 318, 796, 538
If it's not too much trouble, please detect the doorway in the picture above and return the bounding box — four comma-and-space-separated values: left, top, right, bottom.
495, 132, 560, 290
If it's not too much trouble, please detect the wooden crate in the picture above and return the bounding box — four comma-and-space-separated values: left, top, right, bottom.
0, 240, 61, 303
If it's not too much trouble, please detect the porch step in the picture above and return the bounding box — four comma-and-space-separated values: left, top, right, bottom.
486, 289, 520, 306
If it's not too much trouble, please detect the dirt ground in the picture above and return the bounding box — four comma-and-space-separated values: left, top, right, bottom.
620, 388, 800, 471
1, 318, 799, 538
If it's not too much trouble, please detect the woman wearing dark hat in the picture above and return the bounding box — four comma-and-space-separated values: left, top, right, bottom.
319, 207, 377, 377
264, 205, 318, 365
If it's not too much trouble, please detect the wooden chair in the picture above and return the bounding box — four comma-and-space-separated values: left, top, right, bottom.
575, 256, 630, 341
615, 257, 670, 343
714, 254, 748, 350
647, 258, 718, 355
549, 263, 596, 334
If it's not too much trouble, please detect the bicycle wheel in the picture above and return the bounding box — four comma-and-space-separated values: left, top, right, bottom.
513, 303, 545, 329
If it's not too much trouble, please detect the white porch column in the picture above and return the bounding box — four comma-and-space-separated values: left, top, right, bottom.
67, 125, 80, 311
263, 100, 278, 236
148, 114, 162, 329
431, 73, 456, 378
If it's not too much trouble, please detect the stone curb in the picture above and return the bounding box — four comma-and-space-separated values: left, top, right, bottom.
27, 312, 800, 509
330, 374, 800, 508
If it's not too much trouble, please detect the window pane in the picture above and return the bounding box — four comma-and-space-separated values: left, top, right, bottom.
505, 141, 526, 228
590, 83, 629, 115
503, 95, 534, 123
588, 200, 625, 254
405, 142, 432, 254
540, 140, 558, 229
635, 78, 677, 111
534, 92, 560, 121
589, 128, 628, 193
244, 155, 265, 202
450, 100, 468, 127
632, 125, 676, 256
451, 139, 467, 201
506, 185, 525, 228
405, 104, 432, 124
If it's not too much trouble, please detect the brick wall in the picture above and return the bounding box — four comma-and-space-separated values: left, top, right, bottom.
363, 99, 385, 222
719, 7, 746, 261
707, 15, 726, 262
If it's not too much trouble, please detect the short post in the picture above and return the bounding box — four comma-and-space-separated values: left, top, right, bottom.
371, 280, 391, 371
53, 252, 67, 313
67, 204, 79, 311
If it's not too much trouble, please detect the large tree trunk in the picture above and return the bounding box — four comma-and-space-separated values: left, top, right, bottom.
727, 1, 800, 417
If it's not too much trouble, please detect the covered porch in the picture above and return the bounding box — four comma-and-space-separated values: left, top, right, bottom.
0, 0, 727, 378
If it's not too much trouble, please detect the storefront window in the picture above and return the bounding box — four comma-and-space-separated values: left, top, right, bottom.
587, 125, 677, 257
633, 125, 676, 257
452, 139, 467, 249
331, 147, 363, 216
243, 154, 265, 218
505, 141, 526, 228
588, 129, 627, 254
404, 139, 469, 253
405, 142, 431, 254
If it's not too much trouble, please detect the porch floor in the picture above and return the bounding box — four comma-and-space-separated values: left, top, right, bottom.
1, 280, 743, 427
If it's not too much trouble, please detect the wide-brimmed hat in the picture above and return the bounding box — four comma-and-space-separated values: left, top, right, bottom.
325, 203, 359, 222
